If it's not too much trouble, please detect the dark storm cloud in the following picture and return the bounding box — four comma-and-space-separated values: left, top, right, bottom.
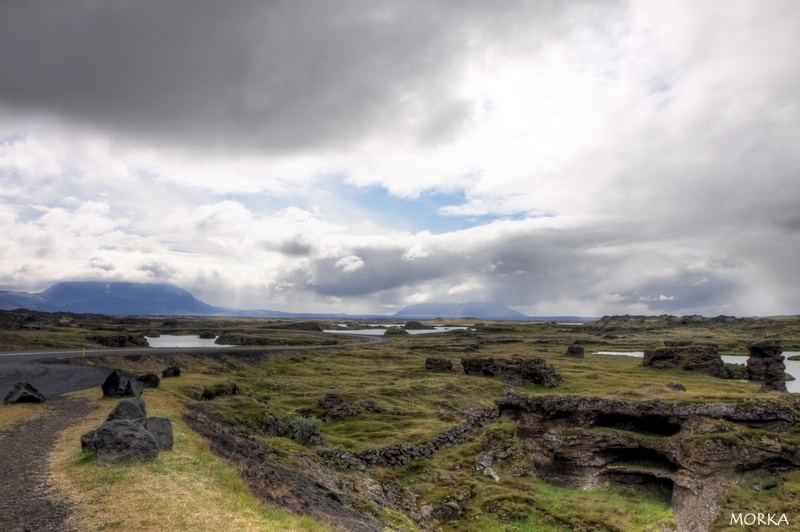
0, 0, 591, 153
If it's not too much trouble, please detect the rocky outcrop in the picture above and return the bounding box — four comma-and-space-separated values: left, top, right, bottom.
425, 357, 453, 371
643, 342, 726, 378
461, 357, 561, 387
183, 402, 386, 532
86, 334, 149, 348
101, 370, 143, 398
3, 382, 46, 404
564, 342, 585, 358
496, 391, 800, 532
81, 398, 173, 465
747, 339, 786, 392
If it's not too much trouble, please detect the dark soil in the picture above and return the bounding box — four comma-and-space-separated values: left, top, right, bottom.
0, 396, 97, 532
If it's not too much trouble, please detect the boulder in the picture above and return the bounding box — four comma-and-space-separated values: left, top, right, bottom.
747, 339, 786, 392
461, 357, 562, 387
642, 342, 725, 378
105, 398, 147, 423
81, 419, 160, 465
162, 366, 181, 378
136, 373, 161, 388
425, 357, 453, 371
564, 342, 585, 358
145, 417, 175, 451
3, 382, 46, 404
101, 369, 144, 398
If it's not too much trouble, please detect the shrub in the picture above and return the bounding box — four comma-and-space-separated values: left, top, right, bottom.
288, 415, 322, 446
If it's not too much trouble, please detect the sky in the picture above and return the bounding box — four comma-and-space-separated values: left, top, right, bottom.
0, 0, 798, 317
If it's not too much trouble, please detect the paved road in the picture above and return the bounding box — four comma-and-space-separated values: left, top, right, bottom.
0, 335, 383, 400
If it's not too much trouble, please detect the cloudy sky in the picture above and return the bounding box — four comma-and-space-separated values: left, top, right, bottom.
1, 1, 798, 317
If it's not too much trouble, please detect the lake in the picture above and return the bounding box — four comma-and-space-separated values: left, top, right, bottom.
593, 351, 800, 393
145, 335, 232, 348
323, 326, 471, 336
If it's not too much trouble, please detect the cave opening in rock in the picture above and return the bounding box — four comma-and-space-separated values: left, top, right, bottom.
594, 414, 681, 436
602, 471, 675, 504
601, 447, 679, 471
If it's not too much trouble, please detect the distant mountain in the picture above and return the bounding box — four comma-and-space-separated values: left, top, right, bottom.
393, 302, 530, 320
0, 282, 224, 315
0, 282, 596, 321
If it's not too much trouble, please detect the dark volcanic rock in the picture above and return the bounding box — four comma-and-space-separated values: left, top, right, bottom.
565, 342, 585, 358
461, 357, 561, 387
425, 357, 453, 371
105, 398, 147, 423
318, 393, 345, 410
3, 382, 46, 404
145, 417, 175, 451
136, 373, 161, 388
360, 399, 388, 413
747, 339, 787, 392
101, 370, 144, 398
642, 342, 725, 378
162, 365, 181, 378
86, 334, 149, 347
81, 419, 160, 465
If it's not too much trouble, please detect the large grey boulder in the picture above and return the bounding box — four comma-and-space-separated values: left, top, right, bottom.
3, 382, 46, 404
101, 370, 144, 398
105, 398, 147, 423
81, 419, 160, 465
145, 417, 175, 451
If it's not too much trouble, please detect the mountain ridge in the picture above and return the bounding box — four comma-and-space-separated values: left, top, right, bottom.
0, 281, 595, 321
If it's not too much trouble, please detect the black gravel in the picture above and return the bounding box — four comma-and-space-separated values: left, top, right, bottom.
0, 396, 96, 532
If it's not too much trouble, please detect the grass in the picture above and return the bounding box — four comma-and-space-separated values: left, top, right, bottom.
51, 388, 329, 531
0, 402, 49, 430
12, 314, 800, 531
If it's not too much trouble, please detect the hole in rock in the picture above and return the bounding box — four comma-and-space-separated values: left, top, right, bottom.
594, 414, 680, 436
601, 447, 679, 472
603, 471, 675, 504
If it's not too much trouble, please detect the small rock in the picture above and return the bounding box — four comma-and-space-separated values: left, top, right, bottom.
667, 382, 687, 391
318, 393, 345, 410
136, 373, 161, 388
3, 382, 46, 404
475, 451, 500, 481
425, 357, 453, 371
101, 370, 144, 398
361, 399, 388, 413
161, 366, 181, 378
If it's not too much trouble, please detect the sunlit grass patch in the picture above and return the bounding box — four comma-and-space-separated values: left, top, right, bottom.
0, 402, 49, 430
51, 388, 329, 532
